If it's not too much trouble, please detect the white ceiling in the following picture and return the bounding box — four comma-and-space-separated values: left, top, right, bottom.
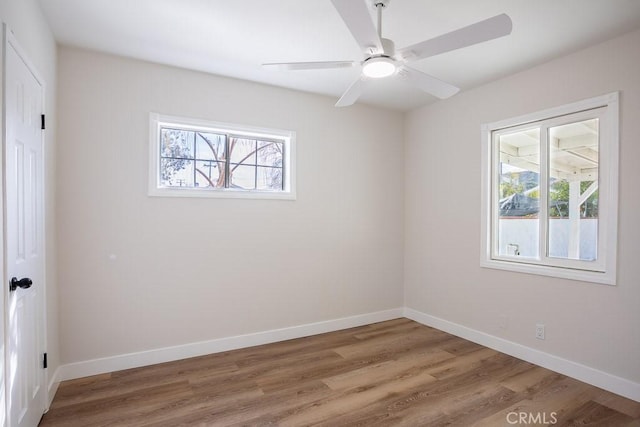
39, 0, 640, 111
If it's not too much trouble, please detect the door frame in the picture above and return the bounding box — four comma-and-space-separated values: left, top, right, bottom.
1, 24, 49, 424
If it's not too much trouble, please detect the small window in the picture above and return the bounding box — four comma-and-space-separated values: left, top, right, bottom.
149, 113, 295, 199
481, 93, 619, 285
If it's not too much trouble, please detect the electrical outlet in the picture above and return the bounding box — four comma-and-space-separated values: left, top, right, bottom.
536, 324, 545, 340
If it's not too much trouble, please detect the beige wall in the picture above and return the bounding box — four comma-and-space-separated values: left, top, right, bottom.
56, 47, 405, 364
0, 0, 59, 397
405, 28, 640, 382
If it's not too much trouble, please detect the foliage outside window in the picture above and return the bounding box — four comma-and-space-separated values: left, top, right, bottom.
149, 114, 295, 199
481, 93, 619, 285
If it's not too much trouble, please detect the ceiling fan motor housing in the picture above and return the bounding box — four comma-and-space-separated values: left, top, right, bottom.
362, 38, 396, 78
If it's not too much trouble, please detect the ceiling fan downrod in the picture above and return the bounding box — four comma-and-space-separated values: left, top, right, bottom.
375, 1, 384, 38
372, 0, 394, 57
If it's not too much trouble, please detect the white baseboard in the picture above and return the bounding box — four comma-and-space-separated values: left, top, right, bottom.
404, 307, 640, 402
58, 308, 404, 382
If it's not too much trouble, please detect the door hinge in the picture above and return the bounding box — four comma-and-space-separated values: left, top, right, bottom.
43, 352, 48, 369
41, 114, 45, 130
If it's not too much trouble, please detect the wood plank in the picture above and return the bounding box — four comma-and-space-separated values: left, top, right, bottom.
257, 370, 439, 426
165, 381, 333, 426
563, 400, 635, 426
41, 381, 193, 426
322, 348, 455, 391
594, 391, 640, 418
500, 364, 559, 393
472, 376, 597, 426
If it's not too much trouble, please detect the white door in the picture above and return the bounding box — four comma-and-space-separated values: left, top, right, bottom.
4, 29, 46, 427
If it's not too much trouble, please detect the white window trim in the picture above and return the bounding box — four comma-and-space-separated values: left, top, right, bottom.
148, 113, 296, 200
480, 92, 619, 285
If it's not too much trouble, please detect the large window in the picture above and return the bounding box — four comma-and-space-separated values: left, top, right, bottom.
149, 113, 295, 199
481, 93, 618, 284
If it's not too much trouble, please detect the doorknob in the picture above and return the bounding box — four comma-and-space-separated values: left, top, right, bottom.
9, 277, 32, 292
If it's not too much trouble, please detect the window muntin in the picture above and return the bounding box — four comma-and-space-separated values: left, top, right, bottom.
481, 93, 618, 285
149, 114, 295, 200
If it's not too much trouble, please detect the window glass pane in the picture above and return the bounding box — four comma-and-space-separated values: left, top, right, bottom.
257, 166, 283, 190
160, 158, 194, 187
548, 119, 599, 261
196, 132, 225, 161
230, 165, 256, 190
195, 160, 225, 188
161, 128, 193, 160
160, 128, 196, 187
257, 141, 283, 168
497, 128, 540, 258
230, 138, 257, 165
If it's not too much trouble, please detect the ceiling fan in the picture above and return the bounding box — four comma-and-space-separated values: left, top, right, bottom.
263, 0, 512, 107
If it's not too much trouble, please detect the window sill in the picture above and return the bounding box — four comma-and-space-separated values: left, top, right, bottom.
148, 187, 296, 200
480, 258, 615, 285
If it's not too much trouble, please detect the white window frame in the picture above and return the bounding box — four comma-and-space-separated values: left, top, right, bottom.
480, 92, 619, 285
148, 113, 296, 200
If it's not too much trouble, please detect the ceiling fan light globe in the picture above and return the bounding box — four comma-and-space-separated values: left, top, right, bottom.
362, 57, 396, 78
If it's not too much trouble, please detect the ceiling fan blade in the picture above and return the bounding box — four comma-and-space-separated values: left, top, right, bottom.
331, 0, 383, 55
262, 61, 356, 71
398, 13, 513, 62
399, 66, 459, 99
335, 77, 365, 107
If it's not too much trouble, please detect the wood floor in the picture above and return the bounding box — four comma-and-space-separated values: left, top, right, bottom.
40, 319, 640, 426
